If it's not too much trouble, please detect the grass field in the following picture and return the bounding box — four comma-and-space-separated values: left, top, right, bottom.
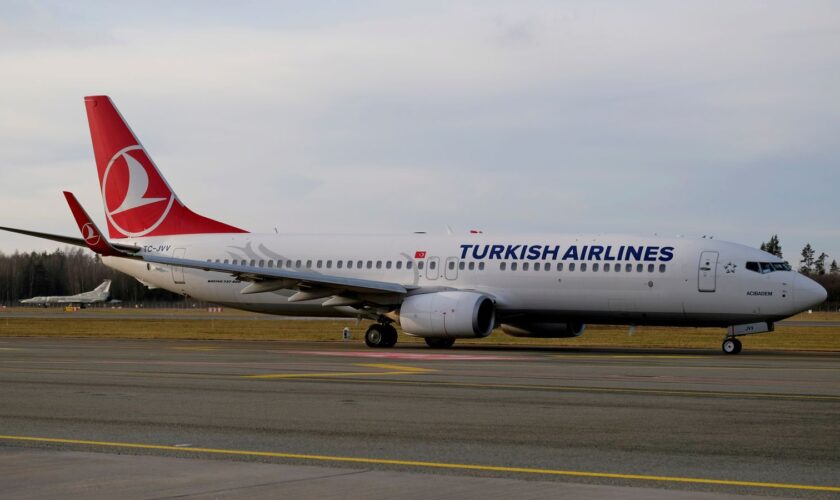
1, 307, 839, 351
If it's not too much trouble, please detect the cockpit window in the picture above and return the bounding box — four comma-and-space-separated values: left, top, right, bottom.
746, 261, 792, 273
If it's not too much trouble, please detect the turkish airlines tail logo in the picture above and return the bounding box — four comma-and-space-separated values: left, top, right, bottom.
85, 95, 247, 239
110, 151, 166, 215
102, 145, 175, 237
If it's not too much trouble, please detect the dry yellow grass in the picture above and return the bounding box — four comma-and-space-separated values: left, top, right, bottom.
1, 309, 839, 351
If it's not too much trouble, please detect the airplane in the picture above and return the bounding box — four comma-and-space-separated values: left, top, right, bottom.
20, 280, 112, 307
0, 96, 828, 353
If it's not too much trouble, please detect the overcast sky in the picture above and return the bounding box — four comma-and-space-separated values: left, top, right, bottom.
1, 1, 838, 264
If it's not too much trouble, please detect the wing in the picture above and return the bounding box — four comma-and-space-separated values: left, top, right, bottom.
60, 191, 409, 305
143, 254, 409, 303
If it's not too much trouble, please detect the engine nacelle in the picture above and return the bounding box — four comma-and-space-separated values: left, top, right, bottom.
501, 321, 586, 338
399, 291, 495, 339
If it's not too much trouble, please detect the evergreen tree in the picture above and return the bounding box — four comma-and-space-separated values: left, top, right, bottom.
831, 260, 839, 274
815, 252, 828, 275
800, 244, 815, 274
765, 235, 782, 258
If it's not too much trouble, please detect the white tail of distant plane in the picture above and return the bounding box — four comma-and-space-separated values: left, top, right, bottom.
0, 96, 829, 353
19, 279, 112, 306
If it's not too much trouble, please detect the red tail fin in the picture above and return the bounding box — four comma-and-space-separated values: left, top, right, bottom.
84, 96, 247, 239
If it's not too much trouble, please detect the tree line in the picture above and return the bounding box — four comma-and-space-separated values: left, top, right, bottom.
0, 248, 181, 305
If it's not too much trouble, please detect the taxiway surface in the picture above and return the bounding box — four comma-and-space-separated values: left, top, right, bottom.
0, 338, 838, 498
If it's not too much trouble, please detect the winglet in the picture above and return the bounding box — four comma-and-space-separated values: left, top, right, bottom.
63, 191, 128, 257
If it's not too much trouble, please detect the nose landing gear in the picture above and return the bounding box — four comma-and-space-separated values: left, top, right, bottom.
721, 321, 773, 354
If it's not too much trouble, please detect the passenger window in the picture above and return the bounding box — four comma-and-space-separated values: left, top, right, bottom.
557, 263, 563, 271
259, 259, 265, 267
659, 264, 666, 273
478, 262, 485, 271
418, 261, 424, 270
337, 260, 343, 269
569, 263, 576, 271
277, 260, 283, 268
648, 264, 654, 272
326, 260, 332, 269
306, 260, 312, 269
429, 261, 436, 270
396, 261, 402, 270
604, 263, 610, 272
581, 263, 587, 272
286, 260, 292, 268
468, 262, 475, 270
511, 262, 518, 271
500, 262, 507, 271
386, 261, 392, 269
347, 261, 354, 269
448, 261, 455, 270
376, 261, 382, 269
250, 259, 256, 266
523, 263, 529, 271
458, 262, 465, 270
367, 261, 373, 269
357, 260, 363, 268
296, 260, 302, 268
593, 263, 599, 272
636, 264, 643, 272
534, 262, 541, 271
215, 259, 220, 263
626, 263, 632, 272
407, 261, 414, 270
545, 263, 551, 271
317, 260, 323, 268
614, 263, 620, 272
224, 259, 229, 264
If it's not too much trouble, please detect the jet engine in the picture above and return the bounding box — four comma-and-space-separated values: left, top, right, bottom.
399, 291, 495, 339
501, 321, 586, 338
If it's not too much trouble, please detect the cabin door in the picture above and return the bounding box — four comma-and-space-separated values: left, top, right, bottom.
698, 251, 718, 292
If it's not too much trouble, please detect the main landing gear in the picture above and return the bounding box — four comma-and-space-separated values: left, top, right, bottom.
364, 323, 398, 348
721, 338, 742, 354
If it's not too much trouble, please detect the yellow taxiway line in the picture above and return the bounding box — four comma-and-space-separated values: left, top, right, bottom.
243, 363, 433, 379
0, 434, 837, 493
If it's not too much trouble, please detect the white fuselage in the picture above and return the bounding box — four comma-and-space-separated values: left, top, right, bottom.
102, 232, 824, 328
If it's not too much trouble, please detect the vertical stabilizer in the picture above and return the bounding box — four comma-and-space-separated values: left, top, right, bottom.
84, 96, 247, 239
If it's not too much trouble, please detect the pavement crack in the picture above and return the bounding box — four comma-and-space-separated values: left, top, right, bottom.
150, 468, 372, 499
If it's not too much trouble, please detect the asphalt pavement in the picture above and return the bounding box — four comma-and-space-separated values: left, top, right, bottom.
0, 338, 838, 498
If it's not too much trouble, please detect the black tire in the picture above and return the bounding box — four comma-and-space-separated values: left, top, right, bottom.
722, 338, 742, 354
424, 337, 455, 349
382, 324, 398, 348
365, 324, 387, 348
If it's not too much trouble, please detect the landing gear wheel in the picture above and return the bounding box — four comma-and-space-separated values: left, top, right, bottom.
424, 337, 455, 349
365, 324, 398, 348
722, 338, 742, 354
382, 324, 398, 348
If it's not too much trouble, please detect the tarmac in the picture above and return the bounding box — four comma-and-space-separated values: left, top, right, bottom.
0, 337, 838, 498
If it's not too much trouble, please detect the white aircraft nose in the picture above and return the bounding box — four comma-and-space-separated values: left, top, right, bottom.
794, 274, 828, 311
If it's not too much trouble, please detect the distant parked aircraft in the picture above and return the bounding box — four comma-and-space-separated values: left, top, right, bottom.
20, 280, 112, 307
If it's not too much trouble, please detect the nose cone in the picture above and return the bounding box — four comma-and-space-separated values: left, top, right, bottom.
794, 274, 828, 311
